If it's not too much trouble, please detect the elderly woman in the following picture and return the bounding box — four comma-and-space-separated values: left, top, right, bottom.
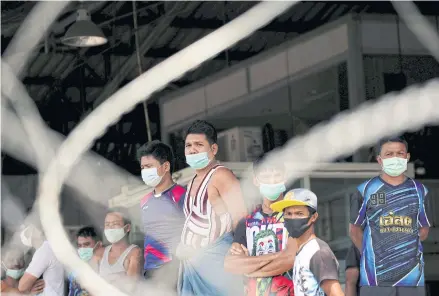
1, 248, 45, 294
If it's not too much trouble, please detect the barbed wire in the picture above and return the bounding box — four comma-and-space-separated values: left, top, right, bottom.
1, 1, 439, 296
2, 1, 297, 295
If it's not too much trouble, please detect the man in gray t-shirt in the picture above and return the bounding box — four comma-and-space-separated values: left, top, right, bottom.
137, 141, 186, 289
271, 188, 344, 296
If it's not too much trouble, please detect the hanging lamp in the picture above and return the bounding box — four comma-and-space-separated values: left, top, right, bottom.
61, 9, 107, 47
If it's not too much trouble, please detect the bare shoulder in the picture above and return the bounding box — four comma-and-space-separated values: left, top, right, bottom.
95, 247, 105, 257
128, 246, 142, 259
92, 246, 106, 263
210, 167, 238, 191
213, 166, 238, 182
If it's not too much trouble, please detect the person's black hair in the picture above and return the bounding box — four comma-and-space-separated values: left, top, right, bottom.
185, 120, 217, 144
2, 248, 25, 268
106, 207, 131, 226
252, 153, 285, 175
137, 140, 175, 173
76, 226, 100, 241
282, 206, 316, 216
307, 206, 317, 216
376, 136, 409, 155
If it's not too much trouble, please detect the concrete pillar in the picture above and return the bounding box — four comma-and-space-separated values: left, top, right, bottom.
347, 15, 369, 162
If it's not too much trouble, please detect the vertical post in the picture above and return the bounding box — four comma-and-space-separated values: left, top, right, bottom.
300, 176, 311, 189
79, 63, 86, 113
161, 128, 170, 146
345, 192, 351, 236
324, 202, 332, 241
159, 98, 170, 145
132, 1, 152, 143
347, 15, 368, 162
104, 54, 111, 81
223, 1, 231, 67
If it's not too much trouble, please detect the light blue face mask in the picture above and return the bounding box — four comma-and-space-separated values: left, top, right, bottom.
78, 247, 94, 262
259, 183, 286, 201
381, 157, 408, 177
141, 167, 163, 187
6, 268, 25, 280
185, 152, 210, 170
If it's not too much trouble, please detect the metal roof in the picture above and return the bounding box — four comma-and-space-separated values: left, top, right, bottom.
3, 1, 436, 106
2, 1, 437, 175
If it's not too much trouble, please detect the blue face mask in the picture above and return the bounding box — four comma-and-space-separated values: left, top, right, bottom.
6, 268, 25, 280
259, 183, 286, 201
78, 247, 94, 262
141, 168, 163, 187
186, 152, 210, 170
381, 157, 408, 177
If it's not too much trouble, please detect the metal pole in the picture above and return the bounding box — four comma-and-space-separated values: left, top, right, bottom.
132, 3, 151, 143
92, 2, 187, 110
223, 1, 230, 67
132, 1, 152, 142
79, 61, 86, 113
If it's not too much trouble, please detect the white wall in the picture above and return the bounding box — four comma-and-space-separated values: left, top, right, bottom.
160, 13, 439, 138
160, 20, 350, 133
360, 15, 439, 55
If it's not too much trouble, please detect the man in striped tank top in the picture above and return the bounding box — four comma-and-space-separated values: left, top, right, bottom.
177, 120, 247, 296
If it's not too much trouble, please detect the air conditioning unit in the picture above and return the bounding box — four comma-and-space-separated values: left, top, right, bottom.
217, 127, 263, 162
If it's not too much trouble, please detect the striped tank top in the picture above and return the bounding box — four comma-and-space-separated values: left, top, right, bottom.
181, 164, 232, 249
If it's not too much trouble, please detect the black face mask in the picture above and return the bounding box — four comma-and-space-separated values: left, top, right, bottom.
284, 216, 312, 238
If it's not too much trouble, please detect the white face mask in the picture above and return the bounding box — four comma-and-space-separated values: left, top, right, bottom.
141, 168, 163, 187
20, 227, 33, 247
381, 157, 408, 177
104, 226, 127, 243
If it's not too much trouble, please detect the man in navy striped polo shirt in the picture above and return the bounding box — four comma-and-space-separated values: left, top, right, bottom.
350, 137, 431, 296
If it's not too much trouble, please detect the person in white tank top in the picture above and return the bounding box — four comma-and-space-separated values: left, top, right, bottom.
96, 208, 141, 294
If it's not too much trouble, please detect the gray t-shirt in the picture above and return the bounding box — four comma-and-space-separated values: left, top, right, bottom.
293, 238, 339, 296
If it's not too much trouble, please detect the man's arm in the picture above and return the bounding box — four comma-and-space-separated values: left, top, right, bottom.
310, 248, 344, 296
345, 267, 359, 296
349, 190, 366, 252
419, 185, 431, 242
18, 273, 39, 293
119, 247, 142, 294
213, 168, 248, 229
224, 242, 277, 274
420, 227, 429, 242
126, 247, 142, 277
19, 243, 50, 293
224, 218, 276, 274
2, 280, 19, 294
3, 279, 45, 295
246, 237, 297, 277
345, 244, 360, 296
321, 280, 345, 296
